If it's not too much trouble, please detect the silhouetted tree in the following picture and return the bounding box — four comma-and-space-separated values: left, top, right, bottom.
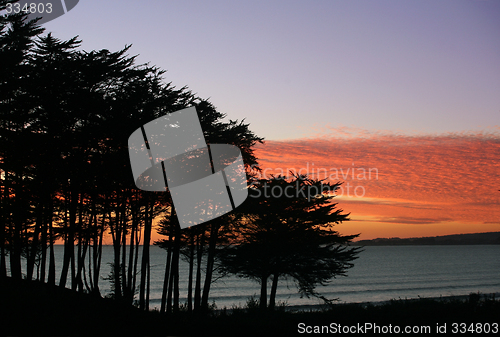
1, 1, 264, 315
153, 103, 263, 313
0, 1, 44, 280
218, 174, 361, 310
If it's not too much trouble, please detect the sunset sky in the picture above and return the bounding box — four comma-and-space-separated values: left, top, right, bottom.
20, 0, 499, 240
255, 128, 500, 240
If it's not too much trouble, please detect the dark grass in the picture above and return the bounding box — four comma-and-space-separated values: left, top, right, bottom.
1, 277, 499, 336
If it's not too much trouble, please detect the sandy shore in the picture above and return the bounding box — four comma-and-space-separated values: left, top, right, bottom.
276, 292, 500, 312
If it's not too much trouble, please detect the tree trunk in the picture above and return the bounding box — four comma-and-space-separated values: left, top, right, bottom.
187, 230, 195, 313
269, 273, 279, 310
92, 206, 106, 297
259, 275, 268, 310
160, 228, 172, 314
47, 216, 56, 286
9, 217, 22, 279
60, 188, 76, 288
193, 230, 205, 311
146, 251, 150, 310
75, 193, 86, 292
75, 234, 88, 294
172, 224, 180, 313
39, 200, 48, 283
125, 196, 138, 304
201, 222, 219, 309
0, 236, 5, 279
84, 197, 97, 294
0, 178, 7, 279
120, 197, 128, 299
131, 216, 140, 300
166, 239, 175, 314
26, 202, 42, 280
10, 176, 23, 280
70, 192, 78, 289
110, 214, 122, 299
139, 200, 152, 310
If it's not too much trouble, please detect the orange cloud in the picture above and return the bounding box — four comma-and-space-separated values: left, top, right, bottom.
254, 127, 500, 240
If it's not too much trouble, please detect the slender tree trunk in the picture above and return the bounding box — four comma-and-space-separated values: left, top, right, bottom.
128, 191, 141, 299
108, 196, 123, 299
194, 230, 205, 311
76, 240, 88, 293
60, 188, 76, 288
10, 176, 23, 280
120, 196, 128, 300
166, 235, 175, 314
27, 202, 42, 280
92, 204, 105, 297
59, 216, 70, 286
121, 212, 128, 301
93, 219, 104, 296
172, 224, 180, 313
75, 231, 82, 291
201, 222, 219, 309
59, 204, 69, 287
75, 233, 88, 293
260, 275, 268, 310
0, 236, 5, 279
139, 200, 152, 310
0, 178, 6, 279
111, 222, 122, 299
160, 226, 173, 313
187, 231, 195, 313
269, 273, 279, 310
84, 197, 96, 294
126, 208, 137, 304
40, 200, 48, 283
0, 177, 8, 279
70, 192, 78, 289
47, 214, 56, 286
146, 251, 150, 310
75, 192, 86, 292
132, 217, 140, 300
9, 220, 22, 279
86, 240, 94, 293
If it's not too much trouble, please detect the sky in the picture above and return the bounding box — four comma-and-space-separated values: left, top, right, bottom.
15, 0, 500, 240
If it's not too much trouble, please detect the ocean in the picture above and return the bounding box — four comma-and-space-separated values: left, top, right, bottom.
24, 245, 500, 310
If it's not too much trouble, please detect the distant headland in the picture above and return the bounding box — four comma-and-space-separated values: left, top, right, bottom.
353, 232, 500, 246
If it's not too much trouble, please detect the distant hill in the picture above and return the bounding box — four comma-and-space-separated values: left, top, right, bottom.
353, 232, 500, 246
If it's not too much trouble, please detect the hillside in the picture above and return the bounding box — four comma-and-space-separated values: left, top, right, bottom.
353, 232, 500, 246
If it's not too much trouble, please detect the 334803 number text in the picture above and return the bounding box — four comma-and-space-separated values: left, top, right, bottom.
451, 323, 499, 334
5, 3, 53, 14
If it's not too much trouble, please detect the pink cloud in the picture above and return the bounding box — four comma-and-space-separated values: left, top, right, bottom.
254, 127, 500, 237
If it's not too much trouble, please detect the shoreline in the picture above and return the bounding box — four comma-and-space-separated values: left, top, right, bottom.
215, 292, 500, 313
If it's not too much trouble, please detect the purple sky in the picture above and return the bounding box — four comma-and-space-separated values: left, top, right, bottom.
36, 0, 500, 140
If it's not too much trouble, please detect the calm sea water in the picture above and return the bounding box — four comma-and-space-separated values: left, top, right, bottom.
23, 245, 500, 309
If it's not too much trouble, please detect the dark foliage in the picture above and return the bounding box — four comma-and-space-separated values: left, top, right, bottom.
217, 174, 362, 309
0, 0, 263, 313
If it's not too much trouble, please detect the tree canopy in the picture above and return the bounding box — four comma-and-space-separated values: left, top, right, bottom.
1, 1, 359, 316
0, 2, 263, 312
217, 174, 362, 309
